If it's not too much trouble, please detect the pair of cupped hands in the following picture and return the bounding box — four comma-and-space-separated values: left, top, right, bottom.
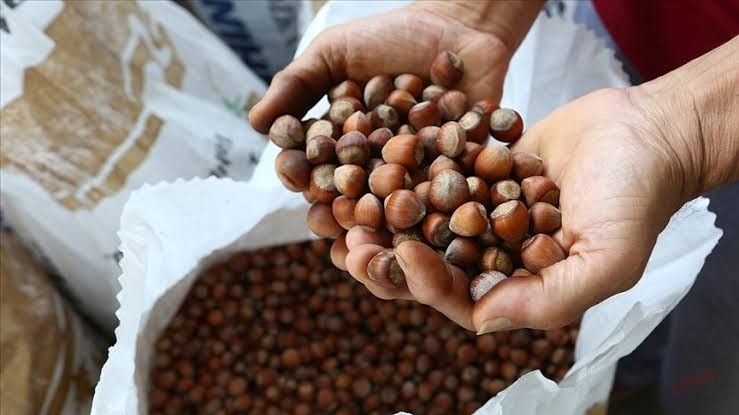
249, 5, 692, 335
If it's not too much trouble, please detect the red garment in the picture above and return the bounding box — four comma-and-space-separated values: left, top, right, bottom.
593, 0, 739, 81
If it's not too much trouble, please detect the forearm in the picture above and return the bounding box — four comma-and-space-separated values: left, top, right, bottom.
410, 0, 545, 53
631, 36, 739, 201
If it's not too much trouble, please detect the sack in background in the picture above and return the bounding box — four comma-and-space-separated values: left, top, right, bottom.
0, 0, 268, 331
1, 230, 108, 415
92, 2, 723, 414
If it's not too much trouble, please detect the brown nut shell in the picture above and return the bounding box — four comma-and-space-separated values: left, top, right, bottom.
521, 176, 560, 207
457, 142, 483, 174
367, 249, 405, 287
445, 236, 480, 267
429, 169, 470, 213
307, 203, 343, 238
370, 104, 400, 130
430, 51, 464, 87
334, 164, 367, 198
396, 124, 416, 135
305, 135, 337, 165
422, 85, 447, 102
428, 155, 463, 180
384, 189, 426, 230
381, 134, 424, 170
437, 90, 468, 122
449, 201, 488, 237
521, 234, 566, 274
529, 202, 561, 234
394, 74, 424, 99
269, 115, 305, 149
354, 193, 384, 231
309, 164, 339, 203
512, 152, 544, 180
458, 110, 488, 144
343, 111, 373, 136
480, 247, 513, 275
466, 176, 490, 206
490, 200, 529, 241
332, 196, 358, 230
490, 179, 521, 207
417, 126, 441, 162
474, 143, 513, 182
414, 181, 433, 212
336, 131, 370, 165
408, 101, 441, 130
364, 75, 393, 109
275, 149, 311, 192
306, 119, 340, 142
329, 97, 363, 125
386, 89, 417, 117
392, 227, 424, 247
328, 80, 362, 102
422, 212, 455, 247
367, 128, 393, 157
436, 121, 467, 158
368, 163, 411, 198
490, 108, 523, 143
330, 233, 350, 270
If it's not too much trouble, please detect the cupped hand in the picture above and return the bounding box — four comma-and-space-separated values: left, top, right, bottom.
343, 88, 691, 333
248, 4, 512, 134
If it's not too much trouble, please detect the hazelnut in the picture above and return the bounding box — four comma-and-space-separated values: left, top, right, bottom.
490, 108, 523, 143
328, 80, 362, 102
367, 249, 405, 287
306, 203, 343, 238
332, 196, 357, 230
329, 97, 363, 125
305, 135, 337, 165
429, 169, 470, 213
505, 238, 526, 254
436, 121, 467, 157
366, 158, 386, 172
268, 115, 305, 149
529, 202, 561, 234
521, 234, 565, 274
368, 163, 411, 198
490, 179, 521, 206
303, 189, 317, 203
309, 164, 339, 203
477, 226, 500, 247
445, 236, 480, 267
336, 131, 370, 165
466, 176, 489, 205
449, 201, 488, 237
386, 89, 417, 117
364, 74, 393, 109
409, 168, 428, 187
416, 126, 441, 162
381, 134, 424, 170
334, 164, 367, 197
274, 149, 311, 192
408, 101, 441, 130
414, 181, 433, 211
367, 128, 393, 156
472, 99, 498, 117
480, 247, 513, 275
428, 155, 463, 179
437, 90, 467, 121
422, 212, 455, 247
384, 189, 426, 230
343, 111, 373, 136
330, 233, 349, 270
456, 142, 483, 175
521, 176, 560, 206
422, 84, 447, 102
474, 143, 513, 182
392, 227, 424, 247
430, 51, 464, 87
306, 119, 340, 142
490, 200, 529, 241
459, 110, 488, 144
394, 73, 424, 99
470, 271, 507, 301
511, 268, 535, 277
512, 152, 544, 180
354, 193, 384, 231
396, 124, 416, 135
370, 104, 400, 130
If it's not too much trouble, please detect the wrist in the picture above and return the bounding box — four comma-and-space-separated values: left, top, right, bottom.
629, 37, 739, 201
409, 0, 545, 53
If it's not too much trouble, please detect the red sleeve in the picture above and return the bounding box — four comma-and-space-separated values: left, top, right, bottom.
593, 0, 739, 81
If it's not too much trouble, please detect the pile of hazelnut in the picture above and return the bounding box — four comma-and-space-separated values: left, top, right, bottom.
270, 51, 565, 300
148, 241, 578, 415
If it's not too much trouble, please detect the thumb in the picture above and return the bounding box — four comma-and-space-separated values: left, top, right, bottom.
472, 245, 645, 333
249, 31, 344, 134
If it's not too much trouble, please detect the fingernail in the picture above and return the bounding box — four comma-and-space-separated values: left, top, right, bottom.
394, 248, 408, 269
476, 317, 513, 335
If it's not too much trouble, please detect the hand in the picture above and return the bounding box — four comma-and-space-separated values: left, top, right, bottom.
249, 1, 544, 134
344, 88, 692, 332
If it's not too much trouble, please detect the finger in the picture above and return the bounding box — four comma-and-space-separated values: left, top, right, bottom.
472, 245, 646, 333
345, 227, 393, 250
330, 233, 349, 271
248, 34, 341, 133
345, 244, 413, 300
395, 241, 474, 330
